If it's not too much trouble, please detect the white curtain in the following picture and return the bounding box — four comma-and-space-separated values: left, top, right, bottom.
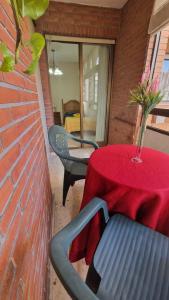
149, 0, 169, 34
96, 46, 109, 142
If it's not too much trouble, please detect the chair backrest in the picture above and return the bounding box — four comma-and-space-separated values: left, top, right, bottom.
48, 125, 70, 167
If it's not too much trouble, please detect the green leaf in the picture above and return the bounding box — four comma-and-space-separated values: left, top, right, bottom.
17, 0, 49, 20
0, 43, 15, 72
24, 33, 45, 75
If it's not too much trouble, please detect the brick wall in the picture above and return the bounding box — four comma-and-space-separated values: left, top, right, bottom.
108, 0, 155, 144
36, 1, 122, 129
0, 1, 52, 299
36, 1, 121, 39
37, 1, 156, 144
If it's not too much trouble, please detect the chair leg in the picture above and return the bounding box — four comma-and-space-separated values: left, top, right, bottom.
86, 263, 101, 294
63, 171, 71, 206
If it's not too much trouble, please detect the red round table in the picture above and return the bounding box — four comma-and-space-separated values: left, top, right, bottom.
70, 144, 169, 264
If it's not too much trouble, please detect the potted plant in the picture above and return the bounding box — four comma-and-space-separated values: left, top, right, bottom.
130, 70, 163, 163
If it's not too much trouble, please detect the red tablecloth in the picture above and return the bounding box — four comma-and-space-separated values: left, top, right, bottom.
70, 144, 169, 264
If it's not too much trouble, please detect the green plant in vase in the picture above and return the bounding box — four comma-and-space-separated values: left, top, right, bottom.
130, 70, 163, 163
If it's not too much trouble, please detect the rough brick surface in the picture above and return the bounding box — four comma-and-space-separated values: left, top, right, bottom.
0, 2, 52, 299
36, 1, 121, 39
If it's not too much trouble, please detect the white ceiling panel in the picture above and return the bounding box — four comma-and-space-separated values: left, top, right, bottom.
52, 0, 128, 9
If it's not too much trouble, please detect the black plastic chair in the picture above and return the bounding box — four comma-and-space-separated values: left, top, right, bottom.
50, 197, 169, 300
48, 125, 99, 206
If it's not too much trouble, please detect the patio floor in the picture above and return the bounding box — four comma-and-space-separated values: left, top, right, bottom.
48, 148, 93, 300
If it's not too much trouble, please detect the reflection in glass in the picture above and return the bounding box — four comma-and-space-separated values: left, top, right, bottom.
83, 45, 109, 143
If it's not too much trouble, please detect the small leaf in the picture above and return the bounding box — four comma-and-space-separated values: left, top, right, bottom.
0, 43, 15, 72
18, 0, 49, 20
24, 33, 45, 75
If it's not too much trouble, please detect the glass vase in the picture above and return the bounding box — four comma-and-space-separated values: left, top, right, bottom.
131, 110, 148, 163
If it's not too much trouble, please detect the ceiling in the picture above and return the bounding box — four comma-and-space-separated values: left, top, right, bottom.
47, 42, 79, 64
52, 0, 128, 9
47, 42, 94, 65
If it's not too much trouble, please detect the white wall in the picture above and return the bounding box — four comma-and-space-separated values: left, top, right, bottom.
144, 128, 169, 154
50, 62, 80, 113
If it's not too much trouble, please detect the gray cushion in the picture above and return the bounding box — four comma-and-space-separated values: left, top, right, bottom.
94, 214, 169, 300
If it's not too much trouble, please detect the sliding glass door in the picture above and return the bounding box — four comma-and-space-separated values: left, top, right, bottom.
47, 39, 112, 146
82, 44, 109, 144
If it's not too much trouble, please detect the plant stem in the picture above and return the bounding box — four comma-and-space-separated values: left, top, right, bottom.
136, 110, 148, 158
10, 0, 22, 63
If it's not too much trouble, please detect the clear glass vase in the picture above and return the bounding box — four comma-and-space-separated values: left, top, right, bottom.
131, 110, 148, 163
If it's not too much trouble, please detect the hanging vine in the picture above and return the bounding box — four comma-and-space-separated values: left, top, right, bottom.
0, 0, 49, 75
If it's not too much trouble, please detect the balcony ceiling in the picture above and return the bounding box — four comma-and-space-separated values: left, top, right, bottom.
52, 0, 128, 9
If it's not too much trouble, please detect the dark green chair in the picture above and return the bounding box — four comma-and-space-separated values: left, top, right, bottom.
50, 197, 169, 300
48, 125, 99, 206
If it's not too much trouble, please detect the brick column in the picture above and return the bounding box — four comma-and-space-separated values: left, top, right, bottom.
39, 48, 54, 128
108, 0, 155, 145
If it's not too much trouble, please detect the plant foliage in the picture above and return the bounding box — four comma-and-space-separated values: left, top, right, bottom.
18, 0, 49, 20
0, 0, 49, 74
24, 33, 45, 75
130, 75, 163, 115
0, 43, 15, 72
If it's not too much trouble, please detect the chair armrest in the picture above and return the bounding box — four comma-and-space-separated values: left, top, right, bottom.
68, 134, 99, 150
49, 144, 88, 164
67, 156, 88, 165
50, 197, 109, 300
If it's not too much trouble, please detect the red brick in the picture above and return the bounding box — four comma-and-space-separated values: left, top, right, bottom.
19, 121, 40, 150
0, 23, 15, 53
0, 108, 12, 127
0, 87, 20, 104
11, 139, 35, 183
3, 72, 26, 89
0, 178, 13, 214
0, 258, 16, 300
0, 173, 27, 234
0, 0, 15, 23
0, 209, 22, 278
11, 103, 39, 121
0, 6, 16, 40
0, 112, 40, 148
0, 145, 20, 181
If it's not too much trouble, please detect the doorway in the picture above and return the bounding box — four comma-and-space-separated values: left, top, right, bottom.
46, 37, 114, 146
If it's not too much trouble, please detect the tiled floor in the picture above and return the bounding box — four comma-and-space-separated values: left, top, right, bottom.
48, 148, 93, 300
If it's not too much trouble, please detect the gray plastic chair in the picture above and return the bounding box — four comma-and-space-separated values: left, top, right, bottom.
48, 125, 99, 206
50, 197, 169, 300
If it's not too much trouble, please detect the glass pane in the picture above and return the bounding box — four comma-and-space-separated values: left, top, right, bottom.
82, 44, 109, 143
47, 41, 80, 148
162, 59, 169, 73
148, 114, 169, 132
